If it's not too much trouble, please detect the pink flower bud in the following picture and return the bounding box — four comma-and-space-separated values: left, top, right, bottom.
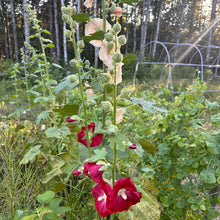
113, 7, 123, 17
129, 144, 136, 149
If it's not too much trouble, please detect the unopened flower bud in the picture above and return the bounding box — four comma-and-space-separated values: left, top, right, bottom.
77, 40, 85, 49
85, 60, 90, 66
105, 2, 109, 8
101, 101, 113, 112
118, 35, 127, 45
107, 124, 118, 135
61, 6, 67, 13
87, 99, 97, 107
71, 20, 78, 30
112, 7, 123, 17
101, 72, 111, 83
69, 59, 78, 67
112, 53, 123, 63
110, 5, 116, 13
64, 30, 72, 39
112, 23, 121, 34
62, 14, 69, 23
107, 42, 114, 51
105, 33, 114, 42
71, 7, 77, 15
68, 74, 77, 83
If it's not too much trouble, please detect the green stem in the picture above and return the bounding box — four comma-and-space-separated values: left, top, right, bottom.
72, 33, 91, 158
23, 65, 31, 107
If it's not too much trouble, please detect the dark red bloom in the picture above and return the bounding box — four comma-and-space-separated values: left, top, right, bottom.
92, 181, 112, 217
107, 177, 142, 213
73, 169, 82, 177
77, 122, 103, 147
83, 162, 104, 183
129, 144, 136, 149
66, 117, 75, 122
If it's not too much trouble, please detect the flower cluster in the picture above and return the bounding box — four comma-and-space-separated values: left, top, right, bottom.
73, 162, 141, 217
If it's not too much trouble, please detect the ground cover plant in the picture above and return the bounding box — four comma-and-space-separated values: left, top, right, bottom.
0, 1, 220, 220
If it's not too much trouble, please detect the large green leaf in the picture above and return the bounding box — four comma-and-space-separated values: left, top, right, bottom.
37, 191, 55, 203
89, 148, 107, 162
211, 113, 220, 125
200, 169, 216, 184
36, 110, 51, 124
82, 30, 105, 42
45, 126, 71, 138
123, 53, 137, 65
19, 145, 41, 165
72, 13, 90, 22
53, 104, 79, 116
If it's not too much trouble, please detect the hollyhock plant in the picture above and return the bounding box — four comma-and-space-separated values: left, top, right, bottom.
85, 18, 111, 47
84, 0, 93, 8
77, 122, 103, 147
107, 177, 142, 213
73, 169, 82, 177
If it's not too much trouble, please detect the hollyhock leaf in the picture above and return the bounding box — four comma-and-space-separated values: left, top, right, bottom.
141, 167, 155, 177
37, 191, 55, 204
82, 30, 105, 42
53, 104, 79, 116
72, 13, 90, 22
123, 53, 137, 65
19, 145, 41, 165
36, 110, 51, 124
89, 148, 107, 162
120, 0, 140, 5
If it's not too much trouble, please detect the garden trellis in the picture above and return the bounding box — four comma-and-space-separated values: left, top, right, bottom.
133, 41, 220, 100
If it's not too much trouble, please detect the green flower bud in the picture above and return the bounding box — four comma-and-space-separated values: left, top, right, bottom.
62, 14, 69, 23
118, 35, 127, 45
112, 53, 123, 63
71, 20, 78, 30
105, 33, 114, 42
101, 73, 111, 83
105, 2, 109, 8
61, 6, 67, 13
69, 59, 78, 67
77, 40, 85, 49
87, 99, 97, 107
107, 124, 118, 135
64, 30, 72, 39
68, 74, 77, 83
101, 101, 113, 113
85, 60, 90, 66
110, 5, 116, 13
112, 23, 121, 34
107, 42, 114, 51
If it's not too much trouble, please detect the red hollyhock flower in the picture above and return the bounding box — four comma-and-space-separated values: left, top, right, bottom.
83, 162, 104, 183
66, 117, 75, 122
107, 177, 142, 213
129, 144, 136, 149
73, 169, 82, 177
77, 122, 103, 147
92, 181, 113, 217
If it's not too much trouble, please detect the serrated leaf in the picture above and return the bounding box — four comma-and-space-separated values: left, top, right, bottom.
49, 198, 62, 209
72, 13, 90, 22
120, 0, 140, 5
37, 191, 55, 203
82, 30, 105, 42
89, 148, 107, 162
123, 53, 137, 65
36, 110, 51, 124
200, 169, 216, 184
19, 145, 41, 165
52, 63, 62, 69
42, 160, 65, 184
54, 207, 71, 215
53, 104, 79, 116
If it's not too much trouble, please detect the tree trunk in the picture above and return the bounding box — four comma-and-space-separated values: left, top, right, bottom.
10, 0, 19, 62
23, 0, 30, 62
206, 0, 217, 63
61, 0, 67, 65
76, 0, 81, 60
0, 0, 9, 59
54, 0, 60, 61
94, 0, 99, 67
133, 3, 137, 53
174, 0, 186, 61
48, 0, 54, 56
188, 0, 197, 42
138, 0, 151, 62
152, 0, 164, 58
